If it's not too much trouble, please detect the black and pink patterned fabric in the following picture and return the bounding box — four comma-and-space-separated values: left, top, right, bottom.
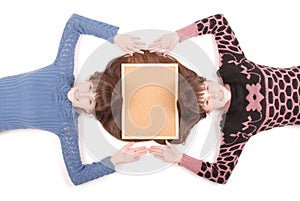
176, 14, 300, 184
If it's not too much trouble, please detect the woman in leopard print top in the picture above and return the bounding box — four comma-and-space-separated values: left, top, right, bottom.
148, 14, 300, 184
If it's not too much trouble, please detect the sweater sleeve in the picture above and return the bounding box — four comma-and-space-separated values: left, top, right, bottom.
176, 14, 245, 63
179, 134, 248, 184
54, 14, 119, 71
58, 124, 115, 186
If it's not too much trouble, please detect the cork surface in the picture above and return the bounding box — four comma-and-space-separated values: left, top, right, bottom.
121, 63, 178, 140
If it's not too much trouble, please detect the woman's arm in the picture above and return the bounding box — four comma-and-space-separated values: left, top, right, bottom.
59, 125, 115, 186
59, 124, 147, 185
179, 137, 248, 184
177, 14, 245, 63
149, 14, 245, 64
54, 14, 119, 71
149, 135, 248, 184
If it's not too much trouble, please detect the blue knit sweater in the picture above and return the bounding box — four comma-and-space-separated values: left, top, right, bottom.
0, 14, 119, 185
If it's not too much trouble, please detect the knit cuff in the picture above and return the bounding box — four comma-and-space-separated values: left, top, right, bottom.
179, 154, 202, 174
71, 13, 119, 44
176, 23, 198, 42
107, 28, 119, 44
100, 156, 116, 171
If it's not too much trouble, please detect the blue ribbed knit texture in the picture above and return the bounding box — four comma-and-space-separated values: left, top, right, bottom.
0, 14, 119, 185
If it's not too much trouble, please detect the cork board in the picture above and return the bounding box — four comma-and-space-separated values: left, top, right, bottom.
121, 63, 178, 140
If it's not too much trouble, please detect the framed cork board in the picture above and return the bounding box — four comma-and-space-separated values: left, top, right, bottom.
121, 63, 178, 140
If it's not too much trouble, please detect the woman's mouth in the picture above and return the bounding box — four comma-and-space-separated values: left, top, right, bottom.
75, 89, 79, 101
219, 90, 223, 101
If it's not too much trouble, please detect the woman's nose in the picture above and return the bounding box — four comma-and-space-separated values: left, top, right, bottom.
210, 90, 221, 100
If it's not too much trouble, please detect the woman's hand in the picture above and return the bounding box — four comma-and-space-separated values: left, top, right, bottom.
110, 142, 147, 166
114, 34, 147, 56
148, 32, 180, 56
148, 140, 183, 163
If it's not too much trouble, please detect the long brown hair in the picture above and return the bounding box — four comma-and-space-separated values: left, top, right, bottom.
94, 51, 207, 144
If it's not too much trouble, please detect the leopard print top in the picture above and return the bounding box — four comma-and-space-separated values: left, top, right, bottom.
177, 14, 300, 184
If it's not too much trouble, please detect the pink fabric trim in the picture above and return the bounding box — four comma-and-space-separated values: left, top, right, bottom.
179, 154, 202, 174
176, 23, 198, 42
245, 83, 264, 112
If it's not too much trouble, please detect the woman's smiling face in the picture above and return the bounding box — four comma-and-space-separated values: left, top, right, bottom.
67, 81, 96, 113
201, 80, 231, 113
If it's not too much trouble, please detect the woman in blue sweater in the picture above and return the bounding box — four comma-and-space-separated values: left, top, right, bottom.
0, 14, 147, 185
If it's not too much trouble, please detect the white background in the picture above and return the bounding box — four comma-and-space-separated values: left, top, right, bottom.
0, 0, 300, 200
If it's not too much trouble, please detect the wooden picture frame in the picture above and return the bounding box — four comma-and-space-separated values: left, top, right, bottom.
121, 63, 178, 140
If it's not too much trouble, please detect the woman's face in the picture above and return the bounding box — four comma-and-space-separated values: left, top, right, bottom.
68, 81, 96, 113
201, 80, 231, 113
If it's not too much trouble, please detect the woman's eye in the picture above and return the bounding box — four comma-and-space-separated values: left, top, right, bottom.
89, 99, 93, 105
89, 84, 93, 90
